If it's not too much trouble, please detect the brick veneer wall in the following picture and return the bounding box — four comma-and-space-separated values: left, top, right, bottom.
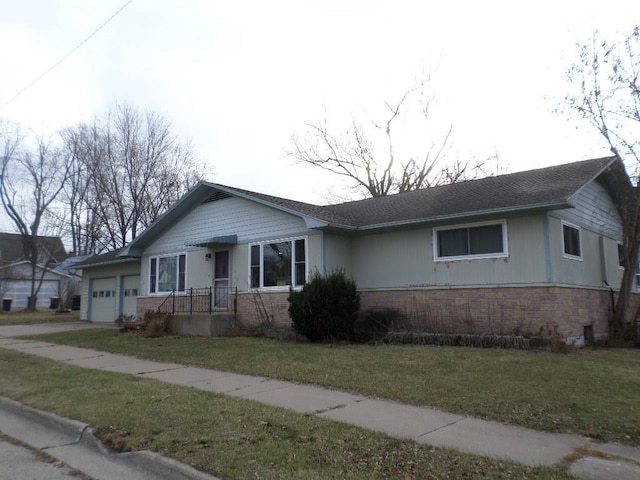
136, 296, 165, 317
234, 291, 291, 328
136, 292, 292, 329
136, 286, 638, 341
358, 286, 627, 340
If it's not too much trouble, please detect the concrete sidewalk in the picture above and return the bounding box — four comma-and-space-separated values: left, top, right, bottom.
2, 322, 640, 479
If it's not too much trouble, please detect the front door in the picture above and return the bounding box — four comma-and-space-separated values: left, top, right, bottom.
213, 250, 230, 309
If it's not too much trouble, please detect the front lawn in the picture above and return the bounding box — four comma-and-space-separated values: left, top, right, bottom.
0, 349, 575, 479
28, 329, 640, 446
0, 309, 79, 325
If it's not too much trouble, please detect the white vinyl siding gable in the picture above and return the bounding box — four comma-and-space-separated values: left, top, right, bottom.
558, 180, 623, 239
146, 197, 315, 255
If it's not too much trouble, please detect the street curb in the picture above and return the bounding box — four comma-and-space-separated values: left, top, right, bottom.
0, 396, 219, 480
0, 396, 86, 443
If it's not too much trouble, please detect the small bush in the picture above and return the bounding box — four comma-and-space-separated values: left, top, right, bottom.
355, 308, 405, 343
119, 310, 171, 337
143, 310, 171, 337
288, 271, 360, 342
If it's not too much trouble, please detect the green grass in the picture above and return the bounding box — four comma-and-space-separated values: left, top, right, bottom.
0, 309, 79, 325
27, 329, 640, 446
0, 349, 575, 479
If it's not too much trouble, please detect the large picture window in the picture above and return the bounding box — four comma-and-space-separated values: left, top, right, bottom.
562, 222, 582, 259
434, 221, 507, 260
250, 238, 306, 289
149, 253, 186, 293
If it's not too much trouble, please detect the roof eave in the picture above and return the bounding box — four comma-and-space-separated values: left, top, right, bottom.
566, 156, 618, 205
355, 201, 572, 231
80, 257, 140, 269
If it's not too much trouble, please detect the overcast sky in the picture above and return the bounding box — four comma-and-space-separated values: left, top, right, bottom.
1, 0, 638, 209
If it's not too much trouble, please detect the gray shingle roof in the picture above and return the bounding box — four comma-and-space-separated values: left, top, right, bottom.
113, 156, 619, 262
216, 185, 356, 228
74, 248, 139, 268
0, 233, 67, 266
226, 157, 616, 229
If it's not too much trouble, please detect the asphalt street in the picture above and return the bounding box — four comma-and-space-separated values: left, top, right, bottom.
0, 431, 88, 479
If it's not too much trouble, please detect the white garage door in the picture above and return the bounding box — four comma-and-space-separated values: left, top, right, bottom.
5, 280, 60, 309
121, 275, 140, 317
90, 277, 116, 322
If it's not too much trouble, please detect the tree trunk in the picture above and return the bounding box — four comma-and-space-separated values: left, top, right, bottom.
27, 295, 37, 311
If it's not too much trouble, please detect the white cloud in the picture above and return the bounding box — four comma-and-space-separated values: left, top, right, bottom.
0, 0, 636, 210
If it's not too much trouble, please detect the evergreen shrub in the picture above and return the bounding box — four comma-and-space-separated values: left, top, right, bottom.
288, 271, 359, 342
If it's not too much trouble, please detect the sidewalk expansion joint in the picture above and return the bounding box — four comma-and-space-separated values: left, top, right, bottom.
313, 397, 367, 415
229, 377, 275, 393
136, 366, 188, 376
414, 417, 466, 440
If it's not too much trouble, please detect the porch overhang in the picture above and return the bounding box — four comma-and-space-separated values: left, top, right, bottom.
185, 234, 238, 248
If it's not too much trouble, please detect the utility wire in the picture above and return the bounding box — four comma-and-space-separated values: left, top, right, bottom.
0, 0, 135, 112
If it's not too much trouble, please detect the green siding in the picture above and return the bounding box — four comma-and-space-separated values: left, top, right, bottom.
350, 216, 548, 289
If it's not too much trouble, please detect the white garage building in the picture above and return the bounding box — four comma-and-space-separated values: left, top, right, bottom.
1, 261, 71, 310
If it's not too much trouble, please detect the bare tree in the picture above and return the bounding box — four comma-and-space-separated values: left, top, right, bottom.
290, 79, 496, 199
0, 264, 18, 301
0, 125, 71, 310
60, 123, 103, 255
61, 103, 204, 253
564, 26, 640, 343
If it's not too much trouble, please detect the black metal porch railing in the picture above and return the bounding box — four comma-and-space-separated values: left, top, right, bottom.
157, 286, 237, 315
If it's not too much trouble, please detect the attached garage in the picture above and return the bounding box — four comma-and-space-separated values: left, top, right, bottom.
78, 252, 141, 323
121, 274, 140, 317
89, 277, 117, 322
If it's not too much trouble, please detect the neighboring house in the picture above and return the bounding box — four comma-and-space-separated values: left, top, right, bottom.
0, 261, 72, 309
0, 233, 69, 309
0, 233, 67, 267
53, 254, 92, 309
79, 157, 635, 343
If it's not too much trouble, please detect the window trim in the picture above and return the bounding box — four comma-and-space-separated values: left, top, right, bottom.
433, 220, 508, 262
561, 221, 582, 261
249, 236, 307, 290
618, 242, 625, 270
148, 252, 187, 295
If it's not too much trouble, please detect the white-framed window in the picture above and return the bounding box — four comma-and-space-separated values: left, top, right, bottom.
618, 243, 625, 269
562, 221, 582, 260
250, 237, 307, 289
149, 253, 186, 294
433, 220, 508, 261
